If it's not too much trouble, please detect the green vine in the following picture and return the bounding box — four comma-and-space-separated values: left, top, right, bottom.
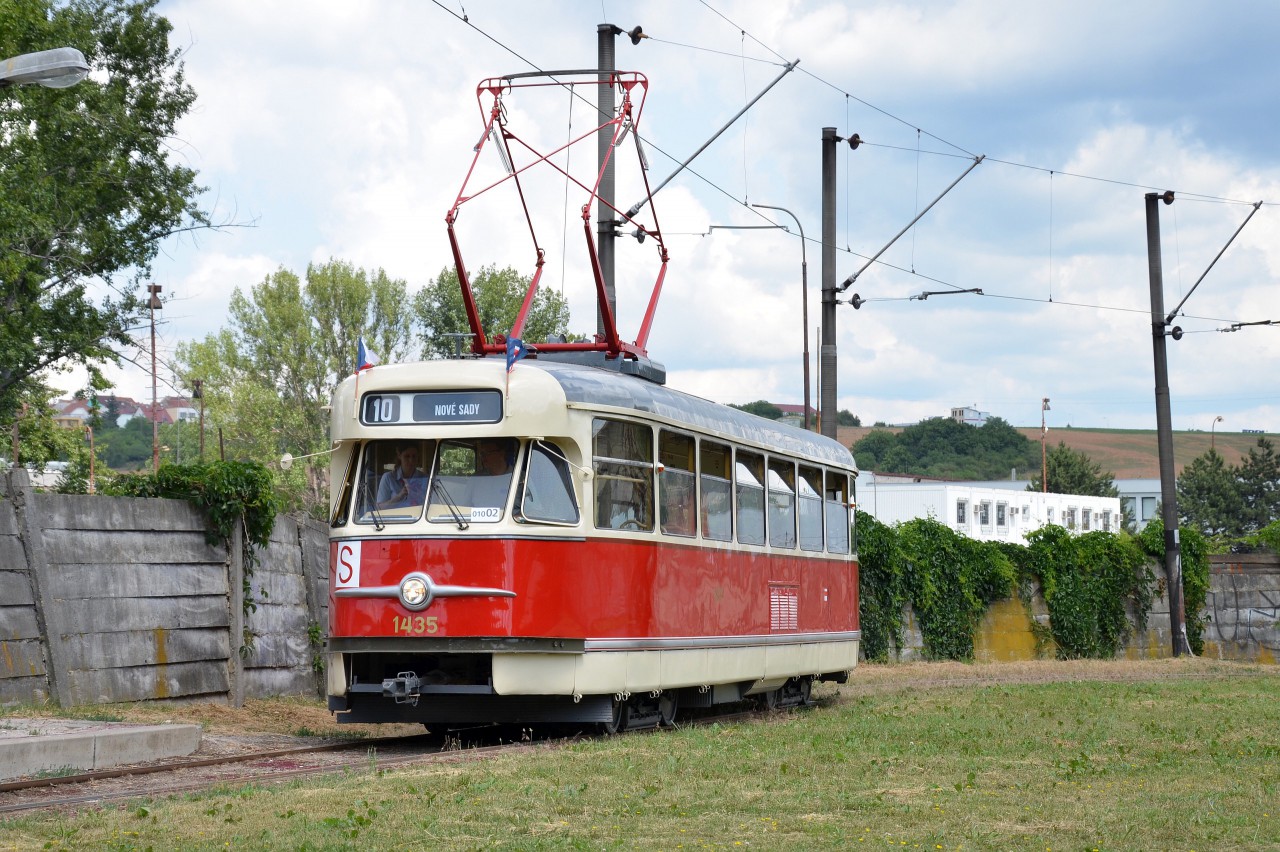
1022, 526, 1153, 659
896, 518, 1016, 660
855, 511, 908, 661
1137, 518, 1211, 654
106, 461, 280, 654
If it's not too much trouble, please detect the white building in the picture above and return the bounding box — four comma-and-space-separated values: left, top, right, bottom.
858, 472, 1122, 543
1116, 478, 1162, 532
950, 405, 990, 427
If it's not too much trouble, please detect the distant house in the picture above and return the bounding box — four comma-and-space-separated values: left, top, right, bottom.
858, 471, 1122, 543
774, 404, 817, 428
1115, 478, 1162, 532
52, 395, 170, 429
950, 405, 990, 427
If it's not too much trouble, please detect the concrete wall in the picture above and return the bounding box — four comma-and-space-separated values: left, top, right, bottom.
961, 553, 1277, 663
0, 469, 329, 708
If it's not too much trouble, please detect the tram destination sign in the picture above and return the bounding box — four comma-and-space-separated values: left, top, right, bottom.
361, 390, 503, 426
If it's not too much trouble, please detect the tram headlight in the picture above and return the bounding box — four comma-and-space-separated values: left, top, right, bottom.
400, 576, 430, 611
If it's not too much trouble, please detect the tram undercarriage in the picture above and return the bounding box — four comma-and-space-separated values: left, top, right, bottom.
328, 642, 852, 731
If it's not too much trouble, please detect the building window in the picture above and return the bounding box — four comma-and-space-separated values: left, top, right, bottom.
1102, 510, 1112, 532
956, 499, 968, 525
1022, 505, 1030, 522
996, 502, 1007, 527
978, 501, 991, 526
1047, 507, 1055, 525
1066, 508, 1077, 530
1141, 496, 1157, 520
1121, 497, 1136, 523
1082, 509, 1091, 531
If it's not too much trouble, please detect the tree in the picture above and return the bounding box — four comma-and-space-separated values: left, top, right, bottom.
1, 0, 208, 425
412, 265, 571, 357
1030, 441, 1119, 497
174, 260, 412, 513
1176, 449, 1245, 537
729, 400, 784, 420
1238, 437, 1280, 530
836, 409, 861, 427
851, 416, 1039, 480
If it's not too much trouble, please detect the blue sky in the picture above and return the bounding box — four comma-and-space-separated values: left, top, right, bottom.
83, 0, 1280, 435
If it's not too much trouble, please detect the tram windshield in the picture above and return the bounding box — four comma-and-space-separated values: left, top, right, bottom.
354, 440, 436, 524
426, 438, 518, 525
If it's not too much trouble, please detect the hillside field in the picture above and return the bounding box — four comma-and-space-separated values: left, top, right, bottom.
836, 425, 1277, 479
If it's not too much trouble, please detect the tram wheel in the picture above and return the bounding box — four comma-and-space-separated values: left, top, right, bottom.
797, 676, 813, 706
602, 697, 628, 735
757, 688, 780, 711
658, 692, 678, 727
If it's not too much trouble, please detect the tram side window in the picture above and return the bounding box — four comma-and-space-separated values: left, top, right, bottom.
825, 471, 850, 554
798, 466, 824, 552
593, 418, 654, 531
700, 440, 732, 542
659, 430, 696, 537
514, 440, 580, 525
735, 451, 766, 546
354, 439, 435, 525
767, 459, 797, 549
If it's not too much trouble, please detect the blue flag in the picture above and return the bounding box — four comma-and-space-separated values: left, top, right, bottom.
505, 337, 528, 373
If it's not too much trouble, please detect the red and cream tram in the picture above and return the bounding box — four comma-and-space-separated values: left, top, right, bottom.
326, 356, 859, 731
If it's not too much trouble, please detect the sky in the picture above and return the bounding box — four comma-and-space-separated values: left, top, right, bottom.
77, 0, 1280, 435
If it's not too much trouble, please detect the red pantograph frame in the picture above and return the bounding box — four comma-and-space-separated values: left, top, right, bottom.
445, 70, 669, 359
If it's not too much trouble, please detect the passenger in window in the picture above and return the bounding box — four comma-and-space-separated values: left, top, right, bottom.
477, 439, 514, 475
377, 444, 427, 509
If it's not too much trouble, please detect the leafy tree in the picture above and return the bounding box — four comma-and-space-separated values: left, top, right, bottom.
1238, 437, 1280, 530
729, 400, 784, 420
1, 0, 208, 425
836, 409, 861, 427
851, 416, 1039, 480
1176, 449, 1246, 537
412, 265, 571, 357
174, 260, 412, 513
1030, 441, 1118, 496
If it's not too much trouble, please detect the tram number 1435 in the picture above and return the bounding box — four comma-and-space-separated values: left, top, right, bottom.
392, 615, 439, 635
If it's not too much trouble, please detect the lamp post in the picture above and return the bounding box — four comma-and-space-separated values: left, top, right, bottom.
1211, 415, 1224, 453
85, 425, 95, 494
0, 47, 89, 89
1041, 398, 1051, 493
751, 203, 811, 431
193, 379, 205, 460
148, 284, 162, 472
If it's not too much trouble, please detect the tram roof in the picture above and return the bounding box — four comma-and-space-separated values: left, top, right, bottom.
531, 360, 857, 470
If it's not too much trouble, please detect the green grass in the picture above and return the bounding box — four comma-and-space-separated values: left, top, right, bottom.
3, 670, 1277, 850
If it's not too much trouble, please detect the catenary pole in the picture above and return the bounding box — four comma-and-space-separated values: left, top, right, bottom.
1144, 192, 1192, 657
820, 128, 839, 440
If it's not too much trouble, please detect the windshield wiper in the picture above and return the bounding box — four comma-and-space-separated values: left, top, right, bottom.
361, 477, 386, 531
431, 479, 470, 531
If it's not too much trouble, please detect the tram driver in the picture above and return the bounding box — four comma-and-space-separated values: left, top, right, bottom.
376, 443, 427, 510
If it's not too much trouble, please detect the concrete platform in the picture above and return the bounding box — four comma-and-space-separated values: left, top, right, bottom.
0, 718, 201, 781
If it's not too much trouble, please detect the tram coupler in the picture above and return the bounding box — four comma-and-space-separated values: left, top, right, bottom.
382, 671, 422, 705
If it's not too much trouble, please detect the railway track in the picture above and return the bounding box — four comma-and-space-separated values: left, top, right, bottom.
0, 707, 771, 816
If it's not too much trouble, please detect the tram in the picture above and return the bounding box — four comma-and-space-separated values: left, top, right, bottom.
326, 356, 859, 730
326, 66, 859, 731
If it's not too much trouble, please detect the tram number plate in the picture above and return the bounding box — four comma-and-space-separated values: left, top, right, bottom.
392, 615, 439, 635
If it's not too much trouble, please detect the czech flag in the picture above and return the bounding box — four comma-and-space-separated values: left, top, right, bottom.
505, 337, 528, 373
356, 337, 378, 372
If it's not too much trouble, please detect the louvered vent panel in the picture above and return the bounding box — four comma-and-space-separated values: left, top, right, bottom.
769, 583, 799, 631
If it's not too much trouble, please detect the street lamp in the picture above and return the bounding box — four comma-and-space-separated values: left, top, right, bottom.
0, 48, 89, 89
1041, 398, 1051, 493
1211, 415, 1224, 453
751, 203, 812, 431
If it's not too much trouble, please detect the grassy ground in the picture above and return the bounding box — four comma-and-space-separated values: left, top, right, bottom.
2, 659, 1277, 850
